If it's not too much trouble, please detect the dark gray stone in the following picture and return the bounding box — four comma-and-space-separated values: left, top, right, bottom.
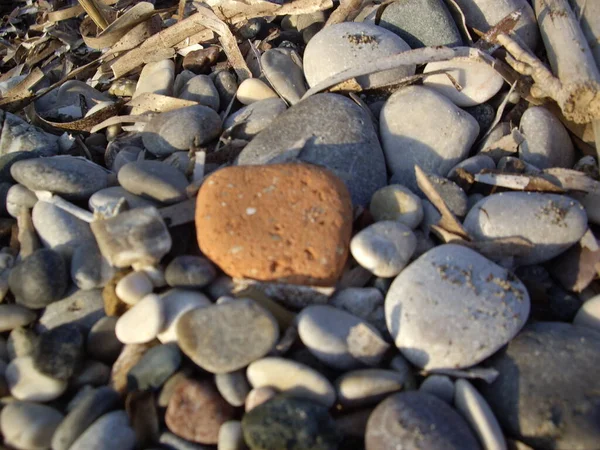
7, 327, 38, 360
223, 98, 287, 140
479, 322, 600, 450
88, 186, 159, 213
409, 172, 468, 218
178, 75, 220, 111
127, 343, 182, 391
37, 288, 105, 333
261, 48, 307, 105
118, 161, 189, 204
212, 70, 238, 108
464, 103, 496, 137
237, 93, 387, 206
33, 324, 84, 380
86, 316, 123, 364
165, 255, 217, 289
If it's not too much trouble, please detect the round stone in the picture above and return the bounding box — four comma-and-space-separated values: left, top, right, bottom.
236, 78, 278, 105
6, 356, 68, 402
115, 293, 165, 344
127, 343, 181, 391
329, 287, 386, 335
32, 324, 85, 380
156, 289, 212, 343
215, 370, 251, 407
419, 374, 455, 404
369, 184, 424, 229
573, 295, 600, 332
1, 401, 63, 450
0, 304, 36, 332
118, 160, 189, 204
69, 410, 136, 450
218, 420, 245, 450
412, 173, 468, 218
245, 387, 277, 412
447, 154, 496, 179
86, 317, 123, 364
37, 288, 105, 333
176, 299, 279, 374
213, 70, 238, 106
385, 244, 530, 370
335, 369, 406, 408
7, 327, 38, 361
178, 74, 220, 111
365, 391, 480, 450
165, 255, 217, 289
115, 270, 154, 305
6, 183, 37, 217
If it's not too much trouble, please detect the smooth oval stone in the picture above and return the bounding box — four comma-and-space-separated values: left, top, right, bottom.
142, 105, 222, 156
215, 370, 251, 407
335, 369, 406, 408
9, 248, 68, 309
8, 327, 38, 361
247, 357, 336, 407
89, 186, 159, 213
134, 59, 175, 98
365, 391, 480, 450
369, 184, 424, 229
350, 221, 417, 277
213, 70, 238, 106
380, 86, 479, 190
330, 287, 386, 335
304, 22, 415, 89
223, 98, 287, 140
51, 386, 120, 450
38, 288, 105, 333
464, 192, 588, 265
33, 324, 84, 380
69, 410, 136, 450
447, 154, 496, 179
385, 244, 530, 370
6, 356, 68, 401
0, 304, 36, 332
242, 396, 341, 450
127, 343, 181, 391
165, 255, 217, 289
0, 151, 42, 183
237, 93, 387, 206
218, 420, 245, 450
455, 379, 506, 450
71, 243, 114, 290
419, 374, 455, 404
519, 106, 575, 169
156, 289, 212, 343
6, 183, 37, 217
236, 78, 278, 105
116, 270, 154, 305
10, 156, 108, 200
118, 160, 189, 204
573, 295, 600, 332
178, 74, 220, 111
86, 316, 123, 364
378, 0, 462, 48
1, 401, 63, 450
245, 386, 277, 412
262, 48, 307, 105
177, 299, 279, 374
112, 146, 143, 173
72, 360, 110, 387
423, 58, 504, 107
115, 293, 165, 344
297, 304, 389, 370
479, 322, 600, 449
32, 201, 95, 258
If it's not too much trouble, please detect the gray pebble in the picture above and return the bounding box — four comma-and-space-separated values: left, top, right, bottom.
86, 316, 123, 364
413, 173, 468, 218
218, 420, 247, 450
71, 242, 115, 290
118, 160, 189, 204
369, 184, 424, 229
335, 369, 406, 408
178, 75, 220, 111
72, 360, 111, 387
32, 324, 84, 380
212, 70, 238, 108
329, 287, 386, 335
0, 305, 37, 332
419, 374, 455, 404
37, 288, 105, 333
0, 151, 41, 183
261, 48, 307, 105
215, 370, 251, 407
88, 186, 159, 213
69, 410, 136, 450
160, 431, 213, 450
7, 327, 38, 361
0, 110, 58, 156
447, 154, 496, 179
165, 255, 217, 289
223, 98, 287, 141
1, 401, 63, 450
6, 183, 38, 218
127, 343, 181, 391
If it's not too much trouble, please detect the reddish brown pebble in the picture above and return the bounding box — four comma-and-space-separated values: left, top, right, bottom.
195, 163, 353, 286
183, 47, 220, 74
165, 378, 236, 444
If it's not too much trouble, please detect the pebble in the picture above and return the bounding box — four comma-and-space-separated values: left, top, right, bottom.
156, 289, 212, 343
378, 0, 462, 48
213, 70, 238, 107
423, 58, 505, 107
350, 221, 417, 277
178, 74, 220, 111
134, 59, 175, 98
10, 156, 109, 200
237, 93, 387, 206
454, 379, 507, 450
196, 163, 352, 285
72, 359, 110, 387
215, 370, 251, 407
115, 270, 154, 305
479, 322, 600, 449
86, 317, 123, 363
166, 378, 236, 445
110, 342, 154, 394
242, 396, 341, 450
51, 386, 120, 450
573, 295, 600, 331
365, 391, 480, 450
385, 244, 530, 369
369, 184, 424, 229
6, 183, 37, 217
335, 369, 406, 408
118, 160, 189, 204
464, 192, 588, 265
447, 153, 496, 179
419, 374, 455, 404
9, 248, 68, 309
236, 78, 278, 105
183, 47, 220, 74
37, 288, 105, 333
127, 343, 181, 391
519, 106, 575, 169
245, 386, 277, 412
329, 287, 386, 335
380, 86, 479, 190
282, 11, 325, 32
159, 370, 192, 407
297, 304, 389, 370
141, 105, 222, 156
115, 294, 165, 344
0, 304, 36, 332
71, 243, 115, 290
165, 255, 217, 289
6, 356, 68, 401
303, 22, 415, 89
261, 48, 307, 105
0, 110, 58, 156
32, 324, 84, 380
413, 173, 468, 218
0, 151, 41, 183
177, 299, 279, 373
247, 357, 336, 407
223, 98, 287, 140
0, 401, 63, 450
218, 421, 246, 450
108, 78, 136, 97
7, 327, 38, 361
69, 410, 136, 450
88, 186, 159, 213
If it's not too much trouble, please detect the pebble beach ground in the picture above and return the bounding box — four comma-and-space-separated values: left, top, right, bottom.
0, 0, 600, 449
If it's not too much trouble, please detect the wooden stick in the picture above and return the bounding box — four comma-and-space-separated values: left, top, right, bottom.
78, 0, 110, 30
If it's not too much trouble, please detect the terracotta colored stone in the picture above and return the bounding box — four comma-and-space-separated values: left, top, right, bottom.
165, 378, 236, 444
195, 163, 352, 286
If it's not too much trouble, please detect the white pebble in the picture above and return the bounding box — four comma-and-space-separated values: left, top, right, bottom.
115, 294, 165, 344
115, 271, 154, 305
573, 295, 600, 332
6, 357, 68, 402
369, 184, 424, 229
236, 79, 278, 105
157, 289, 212, 343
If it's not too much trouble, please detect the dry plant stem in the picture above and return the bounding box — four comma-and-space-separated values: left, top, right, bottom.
78, 0, 110, 30
178, 0, 186, 21
326, 0, 363, 26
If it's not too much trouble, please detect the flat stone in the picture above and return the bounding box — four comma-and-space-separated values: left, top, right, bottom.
350, 221, 417, 277
0, 110, 58, 156
297, 304, 389, 370
156, 289, 212, 343
11, 156, 109, 200
32, 324, 84, 380
369, 184, 424, 229
464, 192, 588, 265
115, 293, 165, 344
1, 401, 63, 450
177, 299, 279, 374
385, 244, 530, 369
242, 396, 341, 450
519, 106, 575, 169
419, 375, 455, 404
365, 391, 480, 450
69, 410, 136, 450
127, 343, 181, 391
7, 327, 38, 361
118, 160, 189, 204
378, 0, 462, 48
0, 304, 36, 332
236, 79, 278, 105
142, 105, 222, 156
573, 295, 600, 332
479, 322, 600, 449
6, 356, 68, 402
247, 357, 336, 407
304, 22, 415, 89
37, 288, 105, 333
165, 255, 217, 289
51, 386, 120, 450
215, 370, 251, 408
89, 186, 159, 213
9, 248, 68, 309
196, 163, 352, 285
116, 270, 154, 305
335, 369, 406, 408
178, 74, 220, 111
134, 59, 175, 98
261, 48, 307, 105
86, 316, 123, 364
71, 242, 115, 290
166, 378, 236, 445
223, 98, 287, 141
380, 86, 479, 190
329, 287, 386, 335
423, 58, 504, 107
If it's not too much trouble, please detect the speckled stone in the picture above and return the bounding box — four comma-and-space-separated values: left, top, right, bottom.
165, 255, 217, 289
69, 410, 136, 450
32, 324, 85, 380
